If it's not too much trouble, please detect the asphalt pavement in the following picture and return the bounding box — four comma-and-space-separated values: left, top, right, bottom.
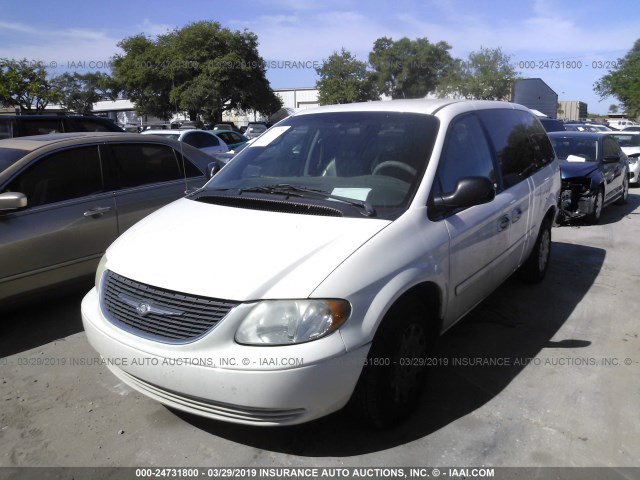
1, 191, 639, 469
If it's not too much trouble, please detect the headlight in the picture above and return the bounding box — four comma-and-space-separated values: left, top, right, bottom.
95, 254, 108, 290
235, 299, 351, 345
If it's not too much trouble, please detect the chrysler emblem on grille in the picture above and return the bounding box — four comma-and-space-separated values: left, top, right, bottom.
117, 293, 184, 317
136, 303, 151, 315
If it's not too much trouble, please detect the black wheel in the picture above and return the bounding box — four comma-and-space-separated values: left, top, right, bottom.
615, 174, 629, 205
586, 188, 604, 224
350, 304, 433, 428
518, 217, 552, 283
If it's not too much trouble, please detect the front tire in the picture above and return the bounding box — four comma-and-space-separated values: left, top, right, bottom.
518, 217, 552, 283
586, 188, 604, 224
350, 304, 433, 428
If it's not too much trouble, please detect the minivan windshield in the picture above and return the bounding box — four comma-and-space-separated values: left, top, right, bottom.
202, 111, 438, 219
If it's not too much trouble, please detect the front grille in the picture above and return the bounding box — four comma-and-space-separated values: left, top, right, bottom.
102, 271, 239, 343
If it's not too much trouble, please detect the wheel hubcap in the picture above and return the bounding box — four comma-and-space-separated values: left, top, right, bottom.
538, 228, 550, 272
391, 323, 427, 404
595, 192, 603, 218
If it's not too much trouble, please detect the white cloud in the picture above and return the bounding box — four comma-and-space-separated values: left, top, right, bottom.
0, 21, 122, 68
135, 18, 174, 37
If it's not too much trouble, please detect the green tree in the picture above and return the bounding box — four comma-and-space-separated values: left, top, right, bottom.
0, 59, 60, 112
609, 104, 619, 114
437, 47, 520, 100
594, 39, 640, 119
111, 21, 281, 122
315, 49, 379, 105
368, 37, 454, 99
52, 72, 117, 114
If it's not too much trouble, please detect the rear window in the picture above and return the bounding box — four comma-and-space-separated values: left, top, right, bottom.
609, 134, 640, 148
20, 119, 65, 136
539, 118, 566, 132
67, 118, 116, 132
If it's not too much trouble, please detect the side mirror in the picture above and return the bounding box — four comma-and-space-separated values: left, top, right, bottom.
603, 154, 621, 163
207, 162, 221, 179
0, 192, 28, 212
432, 176, 495, 213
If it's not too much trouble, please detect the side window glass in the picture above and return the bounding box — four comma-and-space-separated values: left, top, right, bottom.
5, 146, 103, 207
69, 119, 112, 132
110, 144, 182, 189
176, 151, 205, 178
0, 119, 11, 140
436, 114, 495, 195
603, 137, 621, 158
478, 110, 543, 189
183, 132, 219, 148
216, 133, 231, 144
21, 119, 65, 136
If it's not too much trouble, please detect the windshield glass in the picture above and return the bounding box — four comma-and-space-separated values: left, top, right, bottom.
609, 134, 640, 148
204, 111, 438, 218
550, 136, 599, 162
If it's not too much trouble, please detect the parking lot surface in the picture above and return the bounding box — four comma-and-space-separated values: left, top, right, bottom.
1, 192, 639, 468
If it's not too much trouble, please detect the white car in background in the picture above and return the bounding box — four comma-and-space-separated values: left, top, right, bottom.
141, 129, 228, 156
602, 131, 640, 185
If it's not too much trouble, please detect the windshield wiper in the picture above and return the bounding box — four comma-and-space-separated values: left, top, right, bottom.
237, 183, 377, 217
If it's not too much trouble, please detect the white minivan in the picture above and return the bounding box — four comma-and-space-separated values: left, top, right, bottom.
82, 99, 561, 427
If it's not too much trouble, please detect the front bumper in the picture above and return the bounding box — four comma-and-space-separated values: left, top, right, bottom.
559, 182, 597, 219
81, 288, 370, 426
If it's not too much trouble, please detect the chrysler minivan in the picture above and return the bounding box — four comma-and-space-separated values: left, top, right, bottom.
82, 99, 561, 427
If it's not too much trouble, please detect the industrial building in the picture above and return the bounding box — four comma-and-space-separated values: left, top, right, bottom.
511, 78, 558, 118
558, 101, 588, 121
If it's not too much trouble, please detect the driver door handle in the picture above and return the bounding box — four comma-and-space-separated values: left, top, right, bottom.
511, 207, 522, 223
498, 215, 510, 232
83, 206, 112, 217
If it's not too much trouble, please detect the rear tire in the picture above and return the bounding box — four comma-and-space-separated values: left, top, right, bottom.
350, 304, 433, 428
518, 217, 552, 283
615, 174, 629, 205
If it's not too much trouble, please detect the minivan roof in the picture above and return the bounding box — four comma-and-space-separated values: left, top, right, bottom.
292, 98, 531, 117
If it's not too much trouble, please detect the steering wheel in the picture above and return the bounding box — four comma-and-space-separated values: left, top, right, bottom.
372, 161, 417, 181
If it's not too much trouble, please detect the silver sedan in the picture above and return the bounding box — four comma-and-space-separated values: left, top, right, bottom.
0, 132, 221, 305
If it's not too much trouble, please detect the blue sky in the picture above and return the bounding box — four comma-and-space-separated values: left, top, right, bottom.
1, 0, 637, 114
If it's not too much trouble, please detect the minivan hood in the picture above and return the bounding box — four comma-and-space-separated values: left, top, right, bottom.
559, 161, 599, 179
105, 198, 390, 301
